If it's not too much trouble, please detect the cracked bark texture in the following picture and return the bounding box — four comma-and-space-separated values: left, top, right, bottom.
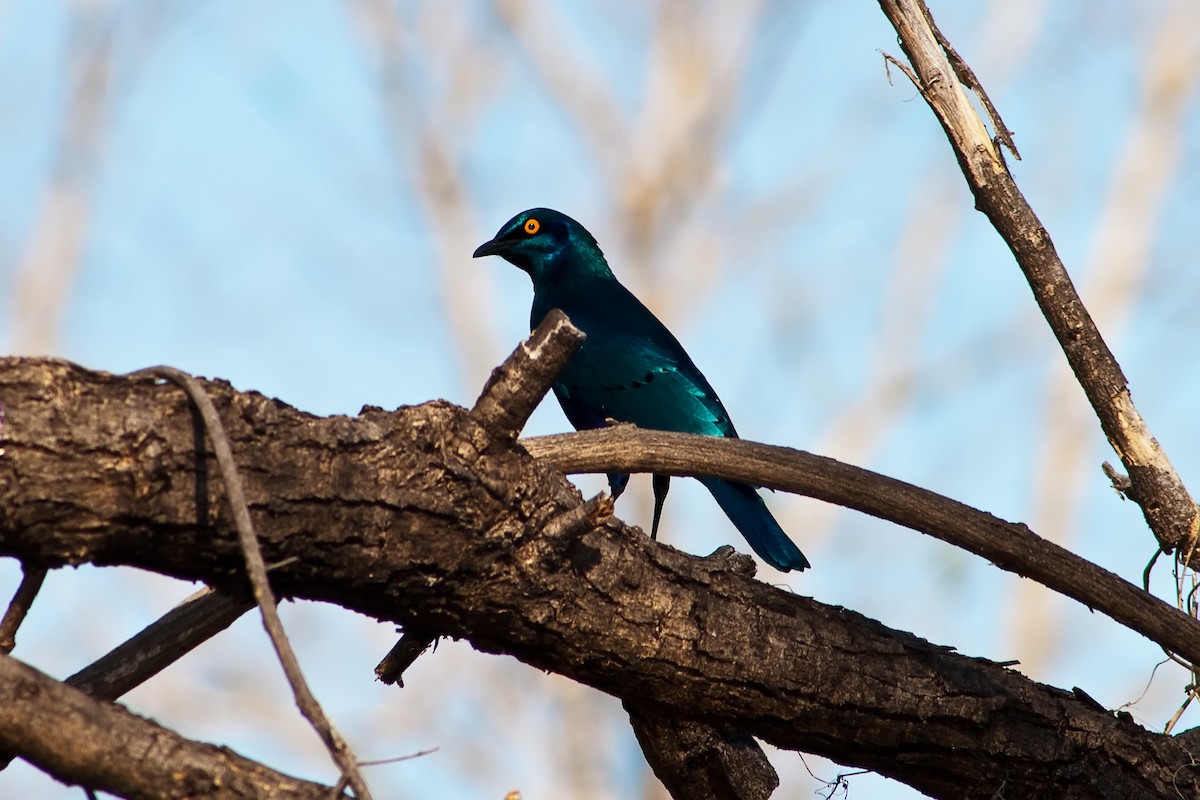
0, 652, 337, 800
0, 357, 1198, 799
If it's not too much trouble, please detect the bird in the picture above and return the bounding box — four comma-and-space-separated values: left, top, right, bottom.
473, 208, 809, 572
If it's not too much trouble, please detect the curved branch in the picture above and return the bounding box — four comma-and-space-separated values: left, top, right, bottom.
522, 428, 1200, 667
876, 0, 1199, 560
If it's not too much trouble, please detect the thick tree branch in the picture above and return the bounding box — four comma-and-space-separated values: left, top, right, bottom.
30, 313, 591, 704
0, 584, 249, 774
522, 427, 1200, 668
877, 0, 1199, 562
0, 652, 339, 800
1, 357, 1198, 798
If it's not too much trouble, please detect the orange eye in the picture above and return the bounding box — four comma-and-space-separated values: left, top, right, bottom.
524, 218, 540, 235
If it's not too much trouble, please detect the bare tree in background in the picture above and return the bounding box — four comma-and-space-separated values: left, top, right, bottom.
7, 0, 116, 355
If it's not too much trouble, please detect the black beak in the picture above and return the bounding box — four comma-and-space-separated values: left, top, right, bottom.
472, 238, 508, 258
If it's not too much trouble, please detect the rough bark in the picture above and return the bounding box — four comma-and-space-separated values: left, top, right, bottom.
626, 701, 778, 800
0, 652, 338, 800
1, 357, 1198, 799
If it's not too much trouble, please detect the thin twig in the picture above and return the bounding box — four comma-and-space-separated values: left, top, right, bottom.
881, 51, 921, 95
1164, 689, 1195, 735
1145, 547, 1164, 593
328, 753, 441, 800
357, 748, 439, 768
0, 564, 47, 653
132, 366, 368, 800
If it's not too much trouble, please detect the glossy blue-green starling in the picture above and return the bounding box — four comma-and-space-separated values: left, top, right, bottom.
473, 208, 810, 572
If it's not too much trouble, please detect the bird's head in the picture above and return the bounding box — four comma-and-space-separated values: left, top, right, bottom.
473, 207, 612, 286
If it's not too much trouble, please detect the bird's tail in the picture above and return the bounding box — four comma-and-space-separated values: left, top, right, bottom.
699, 478, 810, 572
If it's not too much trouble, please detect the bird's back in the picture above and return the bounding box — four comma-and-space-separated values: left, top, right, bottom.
532, 275, 738, 440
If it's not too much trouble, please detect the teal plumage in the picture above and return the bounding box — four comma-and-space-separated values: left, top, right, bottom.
473, 208, 809, 572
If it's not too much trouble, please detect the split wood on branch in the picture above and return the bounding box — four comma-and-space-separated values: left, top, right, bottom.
876, 0, 1199, 562
0, 358, 1198, 798
523, 427, 1200, 668
0, 652, 341, 800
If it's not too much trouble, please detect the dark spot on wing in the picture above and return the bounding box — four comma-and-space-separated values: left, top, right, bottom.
630, 380, 643, 389
643, 371, 656, 383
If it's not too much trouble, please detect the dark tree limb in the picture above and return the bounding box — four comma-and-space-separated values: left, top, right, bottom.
18, 311, 587, 703
0, 652, 340, 800
0, 586, 251, 773
876, 0, 1199, 562
1, 358, 1198, 798
522, 427, 1200, 668
0, 563, 46, 653
66, 587, 252, 700
626, 701, 778, 800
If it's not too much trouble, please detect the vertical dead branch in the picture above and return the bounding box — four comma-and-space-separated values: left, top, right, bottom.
876, 0, 1199, 566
